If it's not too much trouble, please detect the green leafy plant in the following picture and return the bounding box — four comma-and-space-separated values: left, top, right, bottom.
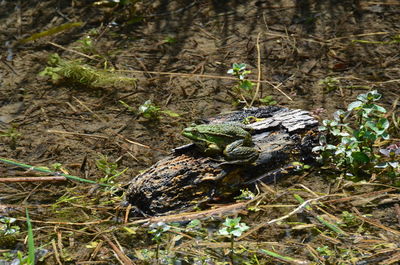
219, 217, 249, 260
313, 90, 398, 180
228, 63, 254, 91
120, 100, 180, 120
227, 63, 255, 107
227, 63, 276, 107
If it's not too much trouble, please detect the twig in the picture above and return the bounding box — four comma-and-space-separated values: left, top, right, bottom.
74, 97, 106, 122
0, 176, 67, 182
117, 69, 293, 100
1, 59, 18, 75
0, 157, 104, 186
267, 196, 328, 225
250, 32, 262, 107
327, 31, 390, 42
395, 204, 400, 226
48, 41, 98, 60
124, 204, 132, 224
324, 187, 397, 204
125, 201, 250, 226
119, 135, 151, 149
47, 129, 109, 139
89, 240, 104, 261
101, 234, 134, 265
352, 207, 400, 236
17, 0, 22, 37
52, 239, 63, 265
118, 135, 170, 154
17, 217, 112, 226
238, 196, 328, 239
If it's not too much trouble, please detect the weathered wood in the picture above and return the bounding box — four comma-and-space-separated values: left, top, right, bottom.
126, 107, 319, 215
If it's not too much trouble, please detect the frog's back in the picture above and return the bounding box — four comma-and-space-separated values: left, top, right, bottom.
201, 123, 250, 138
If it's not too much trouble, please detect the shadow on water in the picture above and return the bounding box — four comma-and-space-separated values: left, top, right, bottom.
0, 0, 398, 109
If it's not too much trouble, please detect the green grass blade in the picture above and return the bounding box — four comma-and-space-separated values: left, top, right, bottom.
19, 22, 83, 43
294, 194, 346, 235
316, 215, 346, 235
259, 249, 306, 264
25, 208, 35, 265
0, 157, 109, 187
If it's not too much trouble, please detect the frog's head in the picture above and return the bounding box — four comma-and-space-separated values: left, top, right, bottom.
182, 126, 204, 141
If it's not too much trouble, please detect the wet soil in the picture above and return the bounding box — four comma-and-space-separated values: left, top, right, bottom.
0, 0, 399, 264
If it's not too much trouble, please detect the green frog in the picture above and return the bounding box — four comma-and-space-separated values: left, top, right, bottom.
181, 123, 259, 164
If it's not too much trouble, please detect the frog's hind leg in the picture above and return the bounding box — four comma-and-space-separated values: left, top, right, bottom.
223, 140, 259, 164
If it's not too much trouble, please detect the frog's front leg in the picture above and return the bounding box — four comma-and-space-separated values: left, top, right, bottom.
204, 143, 222, 155
223, 140, 259, 164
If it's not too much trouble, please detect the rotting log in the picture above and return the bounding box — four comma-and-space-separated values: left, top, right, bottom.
126, 106, 319, 215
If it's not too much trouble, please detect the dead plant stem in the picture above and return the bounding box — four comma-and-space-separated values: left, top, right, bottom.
250, 32, 262, 107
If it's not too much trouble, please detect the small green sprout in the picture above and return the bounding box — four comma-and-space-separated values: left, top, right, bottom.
50, 162, 65, 172
77, 35, 95, 54
149, 222, 170, 243
227, 63, 254, 90
148, 222, 171, 262
219, 217, 249, 260
219, 217, 250, 238
227, 63, 255, 106
319, 77, 340, 92
0, 217, 20, 236
0, 217, 20, 249
138, 100, 163, 120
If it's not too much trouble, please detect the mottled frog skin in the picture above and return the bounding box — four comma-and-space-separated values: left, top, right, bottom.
182, 123, 259, 164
